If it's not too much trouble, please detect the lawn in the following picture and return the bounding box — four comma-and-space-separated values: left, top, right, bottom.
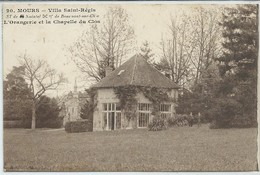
4, 124, 258, 172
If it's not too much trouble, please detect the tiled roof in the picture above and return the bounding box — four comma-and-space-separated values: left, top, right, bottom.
92, 55, 179, 89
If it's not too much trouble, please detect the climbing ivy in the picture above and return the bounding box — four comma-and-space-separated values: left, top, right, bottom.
139, 87, 172, 115
114, 86, 138, 121
114, 86, 174, 119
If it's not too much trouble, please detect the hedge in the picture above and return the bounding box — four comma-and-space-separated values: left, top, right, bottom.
36, 118, 63, 129
65, 120, 92, 133
4, 120, 31, 128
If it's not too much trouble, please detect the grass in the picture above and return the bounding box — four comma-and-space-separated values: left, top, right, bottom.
4, 124, 258, 172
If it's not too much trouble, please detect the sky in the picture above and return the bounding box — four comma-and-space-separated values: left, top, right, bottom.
3, 3, 236, 97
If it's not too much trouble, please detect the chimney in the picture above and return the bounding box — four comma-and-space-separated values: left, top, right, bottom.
165, 71, 171, 79
105, 66, 113, 77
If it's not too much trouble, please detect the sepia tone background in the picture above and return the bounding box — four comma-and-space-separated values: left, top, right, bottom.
3, 4, 235, 96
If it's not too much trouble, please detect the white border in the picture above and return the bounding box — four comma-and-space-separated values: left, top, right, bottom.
0, 1, 259, 175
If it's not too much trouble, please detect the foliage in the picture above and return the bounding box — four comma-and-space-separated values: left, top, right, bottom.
177, 5, 259, 129
206, 98, 242, 128
114, 86, 172, 120
167, 114, 189, 127
80, 88, 97, 129
208, 4, 258, 128
140, 41, 154, 63
218, 4, 258, 77
19, 53, 66, 129
140, 87, 172, 115
36, 96, 62, 128
4, 99, 32, 121
148, 116, 167, 131
176, 63, 221, 115
3, 66, 32, 100
3, 66, 32, 127
4, 120, 31, 129
114, 86, 138, 120
65, 120, 92, 133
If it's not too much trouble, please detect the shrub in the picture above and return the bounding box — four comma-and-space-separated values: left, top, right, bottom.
207, 98, 242, 129
4, 120, 31, 128
4, 120, 23, 128
209, 120, 219, 129
65, 120, 92, 133
148, 116, 167, 131
37, 118, 63, 128
167, 117, 177, 127
167, 114, 189, 127
230, 116, 253, 128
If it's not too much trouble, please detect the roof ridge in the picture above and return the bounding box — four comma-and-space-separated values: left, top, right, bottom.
130, 55, 137, 85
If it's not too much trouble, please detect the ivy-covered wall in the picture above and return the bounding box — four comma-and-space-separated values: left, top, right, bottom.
92, 86, 178, 131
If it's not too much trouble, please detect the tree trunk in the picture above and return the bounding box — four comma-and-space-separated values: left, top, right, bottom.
31, 100, 36, 129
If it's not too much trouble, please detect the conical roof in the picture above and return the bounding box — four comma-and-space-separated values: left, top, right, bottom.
92, 55, 179, 89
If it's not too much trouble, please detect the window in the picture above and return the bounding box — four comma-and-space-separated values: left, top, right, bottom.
160, 104, 172, 118
138, 103, 151, 128
139, 113, 149, 127
139, 103, 150, 111
102, 103, 121, 130
160, 104, 171, 112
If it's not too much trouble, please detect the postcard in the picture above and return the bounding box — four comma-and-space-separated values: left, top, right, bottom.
2, 2, 258, 172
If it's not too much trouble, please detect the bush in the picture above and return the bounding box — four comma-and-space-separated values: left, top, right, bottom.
209, 120, 219, 129
65, 120, 92, 133
37, 118, 63, 128
148, 117, 167, 131
4, 120, 31, 128
167, 117, 176, 127
207, 98, 242, 129
167, 114, 190, 127
230, 116, 253, 128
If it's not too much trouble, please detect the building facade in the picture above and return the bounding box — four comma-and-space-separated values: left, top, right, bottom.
91, 55, 179, 131
63, 80, 89, 126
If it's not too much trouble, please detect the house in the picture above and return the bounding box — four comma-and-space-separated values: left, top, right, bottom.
91, 55, 179, 131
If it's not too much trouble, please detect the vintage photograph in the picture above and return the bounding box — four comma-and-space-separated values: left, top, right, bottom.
2, 2, 258, 172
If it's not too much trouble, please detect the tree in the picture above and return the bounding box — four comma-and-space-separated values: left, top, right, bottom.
19, 53, 66, 129
3, 66, 32, 127
4, 66, 31, 100
157, 8, 222, 90
69, 6, 135, 82
140, 40, 154, 63
80, 89, 96, 131
218, 5, 258, 77
190, 7, 222, 85
159, 14, 193, 87
176, 63, 221, 116
216, 4, 258, 127
36, 96, 62, 128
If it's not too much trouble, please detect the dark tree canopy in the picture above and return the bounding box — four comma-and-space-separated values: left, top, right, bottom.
4, 66, 32, 123
212, 4, 258, 127
4, 66, 31, 100
176, 5, 258, 128
218, 5, 258, 77
36, 96, 62, 128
